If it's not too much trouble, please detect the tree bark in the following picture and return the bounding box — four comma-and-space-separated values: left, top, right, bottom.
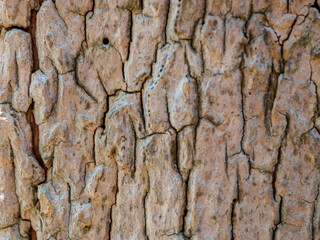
0, 0, 320, 239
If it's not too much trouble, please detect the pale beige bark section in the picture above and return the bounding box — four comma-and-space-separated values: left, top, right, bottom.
0, 0, 319, 240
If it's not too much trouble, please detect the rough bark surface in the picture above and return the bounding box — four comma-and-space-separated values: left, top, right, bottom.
0, 0, 320, 239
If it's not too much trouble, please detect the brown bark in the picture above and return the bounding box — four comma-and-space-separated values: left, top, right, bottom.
0, 0, 320, 239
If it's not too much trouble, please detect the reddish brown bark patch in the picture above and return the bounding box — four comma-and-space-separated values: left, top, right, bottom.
30, 227, 37, 240
26, 9, 39, 71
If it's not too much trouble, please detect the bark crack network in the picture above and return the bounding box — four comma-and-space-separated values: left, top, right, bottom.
0, 0, 320, 239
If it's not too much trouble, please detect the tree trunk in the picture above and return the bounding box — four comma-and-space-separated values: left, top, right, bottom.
0, 0, 320, 239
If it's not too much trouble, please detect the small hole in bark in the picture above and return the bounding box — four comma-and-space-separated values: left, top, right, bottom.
103, 38, 109, 45
82, 225, 92, 233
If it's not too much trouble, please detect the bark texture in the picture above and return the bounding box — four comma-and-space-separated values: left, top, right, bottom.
0, 0, 320, 239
